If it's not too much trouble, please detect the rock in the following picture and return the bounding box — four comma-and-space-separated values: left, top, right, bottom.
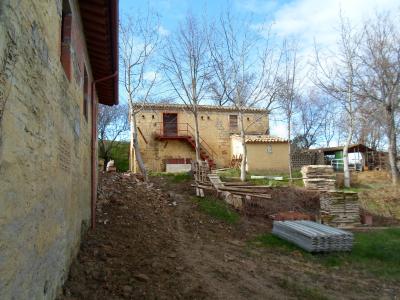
63, 287, 72, 297
224, 254, 235, 262
123, 285, 133, 293
228, 240, 244, 247
168, 253, 177, 258
134, 273, 150, 282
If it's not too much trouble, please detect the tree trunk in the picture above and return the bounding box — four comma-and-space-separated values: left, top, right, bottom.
288, 119, 293, 183
129, 108, 148, 181
386, 106, 399, 185
193, 109, 201, 163
239, 111, 247, 182
103, 156, 110, 171
343, 125, 353, 188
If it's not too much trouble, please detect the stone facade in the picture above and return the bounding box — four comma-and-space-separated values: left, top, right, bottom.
134, 104, 269, 172
0, 1, 99, 298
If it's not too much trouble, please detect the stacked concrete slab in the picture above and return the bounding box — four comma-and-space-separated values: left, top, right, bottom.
273, 220, 353, 252
301, 165, 336, 191
320, 191, 360, 227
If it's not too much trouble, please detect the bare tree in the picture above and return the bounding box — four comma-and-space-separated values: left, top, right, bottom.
355, 100, 386, 150
162, 13, 210, 163
98, 104, 129, 169
314, 14, 361, 187
322, 100, 338, 147
293, 89, 332, 149
356, 13, 400, 184
120, 10, 159, 181
208, 12, 282, 181
279, 39, 300, 181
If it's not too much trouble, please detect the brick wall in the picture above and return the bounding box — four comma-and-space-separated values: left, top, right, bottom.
0, 0, 96, 298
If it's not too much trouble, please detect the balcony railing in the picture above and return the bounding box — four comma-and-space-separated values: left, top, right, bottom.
155, 122, 217, 161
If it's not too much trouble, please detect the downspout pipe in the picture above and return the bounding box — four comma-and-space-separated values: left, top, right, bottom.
90, 71, 118, 230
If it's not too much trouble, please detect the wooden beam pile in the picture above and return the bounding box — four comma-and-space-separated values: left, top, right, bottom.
301, 165, 336, 191
320, 191, 360, 227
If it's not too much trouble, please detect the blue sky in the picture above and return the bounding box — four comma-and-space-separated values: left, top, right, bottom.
120, 0, 399, 40
118, 0, 400, 140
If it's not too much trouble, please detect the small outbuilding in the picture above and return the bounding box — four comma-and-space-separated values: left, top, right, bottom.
314, 143, 388, 171
231, 135, 289, 173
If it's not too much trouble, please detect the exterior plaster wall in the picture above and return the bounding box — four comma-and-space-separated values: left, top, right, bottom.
246, 143, 290, 173
135, 108, 268, 171
0, 1, 95, 298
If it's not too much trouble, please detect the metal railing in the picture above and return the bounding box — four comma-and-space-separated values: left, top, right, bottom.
155, 122, 217, 161
330, 158, 363, 172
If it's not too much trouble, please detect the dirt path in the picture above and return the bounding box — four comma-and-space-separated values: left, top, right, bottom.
60, 173, 400, 299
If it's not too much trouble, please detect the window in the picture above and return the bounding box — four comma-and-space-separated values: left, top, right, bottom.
229, 115, 238, 130
60, 0, 72, 80
83, 67, 89, 121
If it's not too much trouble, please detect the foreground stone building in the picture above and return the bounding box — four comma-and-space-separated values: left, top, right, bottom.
0, 0, 118, 298
134, 103, 289, 173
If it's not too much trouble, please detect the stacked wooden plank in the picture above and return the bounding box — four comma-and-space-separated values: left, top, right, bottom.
272, 220, 354, 252
301, 165, 336, 191
320, 191, 360, 227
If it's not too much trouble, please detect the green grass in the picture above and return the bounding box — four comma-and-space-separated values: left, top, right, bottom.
252, 228, 400, 279
218, 168, 241, 181
218, 168, 304, 187
193, 196, 240, 224
252, 233, 303, 251
149, 171, 192, 183
105, 141, 130, 172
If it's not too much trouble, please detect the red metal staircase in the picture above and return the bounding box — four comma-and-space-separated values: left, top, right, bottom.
154, 122, 217, 168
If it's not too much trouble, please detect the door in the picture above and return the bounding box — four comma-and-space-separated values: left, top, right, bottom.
163, 113, 178, 136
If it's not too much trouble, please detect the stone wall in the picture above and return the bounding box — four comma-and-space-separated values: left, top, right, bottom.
135, 108, 268, 171
0, 1, 95, 298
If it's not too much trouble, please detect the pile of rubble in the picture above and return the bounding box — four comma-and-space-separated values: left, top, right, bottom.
301, 165, 336, 191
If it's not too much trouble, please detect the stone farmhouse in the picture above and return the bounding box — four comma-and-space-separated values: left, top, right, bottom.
133, 104, 289, 173
0, 0, 118, 298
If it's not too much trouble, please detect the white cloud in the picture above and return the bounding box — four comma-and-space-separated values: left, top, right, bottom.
143, 71, 159, 81
251, 0, 400, 91
270, 121, 288, 139
158, 25, 170, 36
235, 0, 280, 15
271, 0, 400, 51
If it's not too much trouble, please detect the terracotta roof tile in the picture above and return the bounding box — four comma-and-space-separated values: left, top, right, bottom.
135, 103, 268, 113
232, 134, 288, 143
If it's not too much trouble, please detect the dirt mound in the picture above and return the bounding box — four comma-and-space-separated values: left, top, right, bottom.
359, 185, 400, 225
59, 173, 400, 299
238, 187, 320, 219
59, 172, 186, 299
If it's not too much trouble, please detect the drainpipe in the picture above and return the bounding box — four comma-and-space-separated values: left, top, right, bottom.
90, 71, 118, 230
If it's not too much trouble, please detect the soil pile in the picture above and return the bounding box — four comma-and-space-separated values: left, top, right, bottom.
60, 172, 185, 299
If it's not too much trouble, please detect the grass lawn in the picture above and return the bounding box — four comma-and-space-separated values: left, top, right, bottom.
149, 171, 192, 183
252, 228, 400, 279
218, 168, 304, 187
192, 196, 240, 224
